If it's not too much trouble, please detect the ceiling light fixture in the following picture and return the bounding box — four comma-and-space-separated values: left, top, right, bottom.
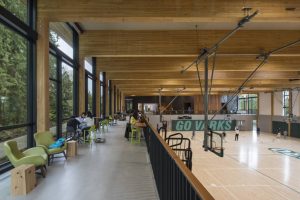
285, 7, 296, 11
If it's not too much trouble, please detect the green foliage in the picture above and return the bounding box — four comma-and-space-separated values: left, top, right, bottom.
0, 0, 27, 23
88, 90, 93, 112
62, 65, 73, 118
0, 23, 27, 126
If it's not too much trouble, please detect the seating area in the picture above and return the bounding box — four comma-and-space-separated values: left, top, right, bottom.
0, 121, 159, 200
1, 1, 300, 200
34, 131, 67, 166
4, 141, 48, 177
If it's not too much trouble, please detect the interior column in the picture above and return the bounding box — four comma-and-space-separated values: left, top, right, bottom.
36, 16, 49, 132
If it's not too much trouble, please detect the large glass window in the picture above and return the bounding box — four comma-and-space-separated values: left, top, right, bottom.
0, 23, 28, 126
0, 0, 28, 24
85, 58, 93, 74
87, 77, 93, 112
100, 72, 105, 118
237, 94, 258, 114
283, 91, 289, 116
49, 22, 73, 58
0, 24, 28, 152
48, 23, 77, 137
49, 55, 57, 129
0, 1, 35, 170
85, 58, 96, 115
62, 62, 74, 119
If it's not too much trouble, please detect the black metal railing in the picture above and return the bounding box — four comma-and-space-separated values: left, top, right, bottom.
166, 133, 193, 170
143, 124, 214, 200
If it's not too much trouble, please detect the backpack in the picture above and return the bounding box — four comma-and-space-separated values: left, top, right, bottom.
49, 138, 66, 149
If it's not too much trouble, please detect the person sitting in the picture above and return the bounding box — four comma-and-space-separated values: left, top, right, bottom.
130, 110, 142, 140
85, 111, 94, 127
66, 116, 81, 140
76, 112, 86, 124
130, 110, 138, 126
80, 111, 94, 141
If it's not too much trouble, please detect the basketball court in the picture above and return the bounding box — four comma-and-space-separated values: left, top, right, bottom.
166, 130, 300, 199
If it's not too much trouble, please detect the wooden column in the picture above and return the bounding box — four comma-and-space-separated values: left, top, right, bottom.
78, 56, 85, 114
121, 92, 125, 112
271, 92, 274, 132
105, 79, 109, 116
36, 16, 49, 132
118, 90, 121, 112
256, 93, 260, 127
116, 88, 119, 112
95, 67, 100, 117
288, 90, 293, 136
111, 82, 115, 114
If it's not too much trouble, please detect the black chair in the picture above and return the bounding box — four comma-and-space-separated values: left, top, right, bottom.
66, 118, 80, 140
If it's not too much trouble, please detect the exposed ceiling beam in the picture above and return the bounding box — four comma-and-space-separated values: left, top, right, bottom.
97, 57, 300, 72
38, 0, 300, 23
80, 30, 300, 57
107, 71, 300, 80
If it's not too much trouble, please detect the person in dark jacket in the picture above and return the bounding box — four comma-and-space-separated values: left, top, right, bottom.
66, 116, 81, 140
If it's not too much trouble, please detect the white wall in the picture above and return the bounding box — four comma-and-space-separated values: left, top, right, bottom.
259, 92, 271, 115
273, 92, 283, 116
292, 91, 300, 116
147, 114, 256, 131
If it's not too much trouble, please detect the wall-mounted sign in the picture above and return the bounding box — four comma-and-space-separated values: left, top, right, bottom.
171, 120, 236, 131
269, 148, 300, 159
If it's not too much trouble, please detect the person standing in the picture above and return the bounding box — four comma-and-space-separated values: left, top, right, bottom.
222, 131, 227, 143
235, 126, 239, 141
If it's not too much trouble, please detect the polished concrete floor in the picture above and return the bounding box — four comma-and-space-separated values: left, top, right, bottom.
171, 130, 300, 200
0, 122, 159, 200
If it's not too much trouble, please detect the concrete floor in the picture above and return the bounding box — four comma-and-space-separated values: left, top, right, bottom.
0, 121, 159, 200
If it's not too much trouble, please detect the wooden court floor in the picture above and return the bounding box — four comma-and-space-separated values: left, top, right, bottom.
172, 130, 300, 200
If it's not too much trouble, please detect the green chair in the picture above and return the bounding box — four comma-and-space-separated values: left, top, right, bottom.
83, 125, 96, 144
130, 125, 141, 144
108, 116, 113, 125
99, 119, 109, 132
34, 131, 67, 165
109, 115, 117, 126
4, 141, 48, 177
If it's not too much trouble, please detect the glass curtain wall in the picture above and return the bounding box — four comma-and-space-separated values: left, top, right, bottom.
237, 94, 258, 114
100, 72, 106, 118
85, 57, 96, 116
283, 91, 289, 116
49, 22, 78, 137
0, 1, 36, 172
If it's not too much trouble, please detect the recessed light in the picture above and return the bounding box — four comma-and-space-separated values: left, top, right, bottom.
241, 7, 252, 12
286, 7, 296, 11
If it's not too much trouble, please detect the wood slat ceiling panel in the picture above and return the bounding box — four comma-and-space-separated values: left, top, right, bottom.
80, 30, 300, 57
97, 57, 300, 72
107, 71, 300, 80
39, 0, 300, 22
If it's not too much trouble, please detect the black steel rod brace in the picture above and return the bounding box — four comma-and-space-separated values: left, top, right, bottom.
210, 38, 300, 121
181, 10, 259, 74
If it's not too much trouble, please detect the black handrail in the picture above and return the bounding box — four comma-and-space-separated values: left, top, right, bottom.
144, 122, 214, 200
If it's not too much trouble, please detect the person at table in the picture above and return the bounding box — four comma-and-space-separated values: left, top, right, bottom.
76, 112, 86, 124
81, 111, 94, 140
130, 110, 141, 138
85, 111, 94, 127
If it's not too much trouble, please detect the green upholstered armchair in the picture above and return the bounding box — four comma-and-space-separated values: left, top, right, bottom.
4, 141, 48, 177
34, 131, 67, 165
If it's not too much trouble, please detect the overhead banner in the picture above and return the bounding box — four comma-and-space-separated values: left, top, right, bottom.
171, 120, 236, 131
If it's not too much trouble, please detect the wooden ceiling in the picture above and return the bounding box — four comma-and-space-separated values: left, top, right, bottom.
38, 0, 300, 96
